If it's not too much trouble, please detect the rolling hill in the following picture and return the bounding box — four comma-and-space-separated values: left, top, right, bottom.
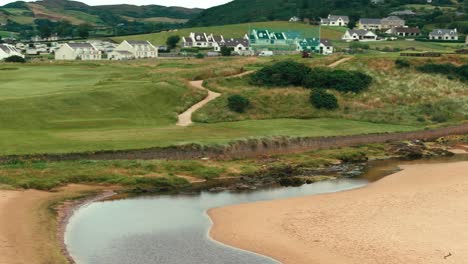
0, 0, 202, 27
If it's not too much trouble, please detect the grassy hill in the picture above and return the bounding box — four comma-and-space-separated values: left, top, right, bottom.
0, 57, 421, 155
111, 21, 346, 46
0, 0, 202, 28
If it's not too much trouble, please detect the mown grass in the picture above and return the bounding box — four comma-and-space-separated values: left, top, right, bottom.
193, 55, 468, 126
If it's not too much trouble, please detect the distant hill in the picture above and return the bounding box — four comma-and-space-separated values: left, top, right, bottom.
0, 0, 203, 27
187, 0, 467, 33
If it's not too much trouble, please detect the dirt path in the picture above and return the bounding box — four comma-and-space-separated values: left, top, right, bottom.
176, 71, 254, 127
0, 185, 108, 264
175, 56, 351, 127
328, 56, 353, 68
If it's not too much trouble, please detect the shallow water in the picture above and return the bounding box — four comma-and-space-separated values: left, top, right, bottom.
65, 154, 468, 264
65, 178, 367, 264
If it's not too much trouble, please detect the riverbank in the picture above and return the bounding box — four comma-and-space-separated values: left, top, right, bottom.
0, 185, 111, 264
209, 161, 468, 264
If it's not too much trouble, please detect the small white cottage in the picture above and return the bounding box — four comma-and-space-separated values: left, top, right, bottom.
54, 43, 102, 60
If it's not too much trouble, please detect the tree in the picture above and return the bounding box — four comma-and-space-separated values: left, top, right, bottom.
166, 35, 181, 50
4, 55, 26, 63
310, 89, 338, 110
250, 61, 312, 87
220, 46, 232, 56
77, 23, 92, 39
227, 95, 250, 113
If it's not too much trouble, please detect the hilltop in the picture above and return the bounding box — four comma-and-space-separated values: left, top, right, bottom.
0, 0, 202, 37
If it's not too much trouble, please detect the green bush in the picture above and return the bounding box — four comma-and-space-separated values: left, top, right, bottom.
417, 63, 467, 82
220, 46, 233, 56
310, 89, 339, 110
250, 60, 311, 87
304, 68, 372, 93
4, 55, 26, 63
227, 94, 250, 113
166, 35, 181, 50
195, 53, 205, 59
395, 59, 410, 69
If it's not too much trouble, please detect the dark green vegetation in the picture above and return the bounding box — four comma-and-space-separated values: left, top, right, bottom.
310, 89, 339, 110
417, 63, 468, 82
250, 60, 372, 92
3, 55, 25, 63
166, 35, 181, 50
395, 58, 411, 68
0, 0, 202, 37
187, 0, 467, 34
228, 95, 250, 113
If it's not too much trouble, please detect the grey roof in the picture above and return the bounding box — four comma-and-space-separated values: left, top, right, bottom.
328, 15, 349, 22
212, 35, 223, 42
430, 29, 458, 36
183, 37, 192, 43
0, 44, 10, 53
382, 16, 404, 21
126, 40, 151, 45
67, 43, 95, 49
224, 38, 249, 48
348, 29, 374, 36
112, 50, 133, 55
193, 33, 207, 42
320, 39, 333, 47
394, 27, 420, 34
359, 18, 382, 24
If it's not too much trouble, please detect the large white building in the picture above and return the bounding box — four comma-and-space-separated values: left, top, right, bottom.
113, 40, 158, 59
429, 29, 459, 41
320, 15, 349, 26
342, 29, 378, 41
55, 43, 102, 60
0, 44, 24, 60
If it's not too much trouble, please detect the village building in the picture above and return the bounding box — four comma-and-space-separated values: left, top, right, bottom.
429, 29, 459, 41
386, 27, 421, 37
0, 44, 24, 60
108, 50, 134, 60
358, 18, 383, 30
113, 40, 158, 59
320, 15, 349, 26
381, 16, 405, 29
296, 38, 334, 55
342, 29, 378, 41
289, 16, 300, 22
55, 43, 102, 60
214, 38, 252, 55
182, 33, 224, 48
318, 39, 334, 55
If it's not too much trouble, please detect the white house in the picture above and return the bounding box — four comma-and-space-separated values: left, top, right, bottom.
289, 16, 301, 22
55, 43, 101, 60
183, 33, 225, 48
429, 29, 459, 41
215, 38, 252, 55
342, 29, 378, 41
108, 50, 134, 60
0, 44, 24, 60
321, 15, 349, 26
358, 18, 382, 30
318, 39, 334, 55
114, 40, 158, 59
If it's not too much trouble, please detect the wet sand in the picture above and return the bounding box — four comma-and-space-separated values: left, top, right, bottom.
0, 185, 107, 264
209, 161, 468, 264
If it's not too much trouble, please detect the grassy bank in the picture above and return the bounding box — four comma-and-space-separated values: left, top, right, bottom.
194, 55, 468, 126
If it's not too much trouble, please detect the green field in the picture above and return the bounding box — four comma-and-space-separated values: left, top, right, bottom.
111, 21, 346, 46
0, 58, 422, 155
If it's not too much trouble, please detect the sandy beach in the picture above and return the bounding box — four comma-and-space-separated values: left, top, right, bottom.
209, 161, 468, 264
0, 185, 107, 264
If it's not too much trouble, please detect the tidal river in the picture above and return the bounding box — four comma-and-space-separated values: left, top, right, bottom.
65, 155, 468, 264
65, 178, 367, 264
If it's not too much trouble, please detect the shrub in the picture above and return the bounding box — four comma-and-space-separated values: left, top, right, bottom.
220, 46, 233, 56
227, 95, 250, 113
195, 53, 205, 59
417, 63, 467, 82
310, 89, 339, 110
250, 60, 311, 87
304, 68, 372, 93
166, 35, 180, 50
4, 55, 25, 63
395, 59, 410, 69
